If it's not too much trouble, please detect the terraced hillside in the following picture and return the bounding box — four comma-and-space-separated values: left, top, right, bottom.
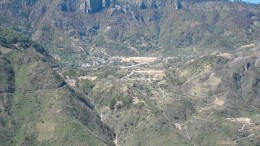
64, 48, 260, 145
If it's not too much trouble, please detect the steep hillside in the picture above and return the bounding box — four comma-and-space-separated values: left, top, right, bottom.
0, 29, 115, 146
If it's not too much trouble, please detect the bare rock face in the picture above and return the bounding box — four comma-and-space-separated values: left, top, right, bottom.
123, 0, 177, 9
123, 0, 229, 10
87, 0, 111, 13
72, 0, 111, 13
134, 0, 158, 8
79, 0, 88, 13
62, 0, 226, 14
102, 0, 111, 8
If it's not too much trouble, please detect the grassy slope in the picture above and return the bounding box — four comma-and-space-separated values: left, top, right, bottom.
0, 29, 115, 146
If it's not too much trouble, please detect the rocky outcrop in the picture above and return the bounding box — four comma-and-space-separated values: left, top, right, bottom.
88, 0, 103, 13
78, 0, 111, 13
124, 0, 229, 10
65, 0, 227, 14
130, 0, 157, 8
102, 0, 111, 8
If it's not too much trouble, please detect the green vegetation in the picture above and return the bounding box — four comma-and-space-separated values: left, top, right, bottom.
0, 29, 115, 145
0, 58, 15, 93
79, 79, 95, 94
0, 29, 30, 48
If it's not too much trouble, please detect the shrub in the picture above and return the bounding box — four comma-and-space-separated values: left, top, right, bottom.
80, 79, 95, 95
0, 29, 31, 48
